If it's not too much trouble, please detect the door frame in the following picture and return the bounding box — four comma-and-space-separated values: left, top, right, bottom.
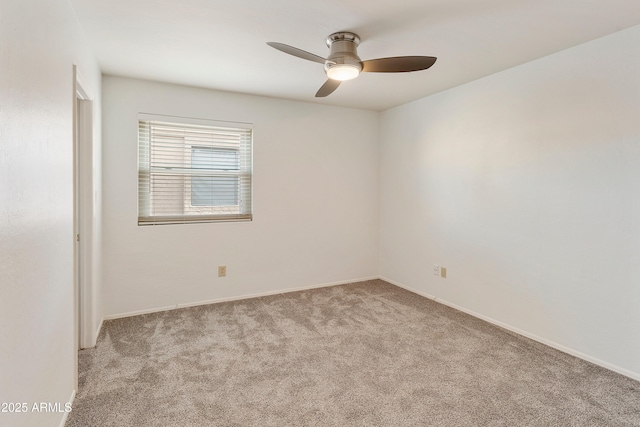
73, 66, 95, 386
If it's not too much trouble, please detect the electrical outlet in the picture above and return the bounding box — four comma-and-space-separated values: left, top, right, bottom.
440, 267, 447, 279
433, 265, 439, 276
218, 266, 226, 277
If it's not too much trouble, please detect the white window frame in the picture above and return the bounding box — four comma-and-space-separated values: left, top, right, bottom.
138, 113, 253, 225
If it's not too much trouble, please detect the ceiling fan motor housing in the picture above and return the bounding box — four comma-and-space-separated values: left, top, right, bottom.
324, 32, 363, 79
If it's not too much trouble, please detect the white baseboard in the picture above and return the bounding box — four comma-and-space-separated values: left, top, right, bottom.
104, 276, 379, 321
94, 317, 104, 344
381, 276, 438, 301
58, 389, 76, 427
380, 276, 640, 383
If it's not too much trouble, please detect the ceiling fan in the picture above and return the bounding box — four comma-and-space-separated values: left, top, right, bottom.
267, 31, 437, 97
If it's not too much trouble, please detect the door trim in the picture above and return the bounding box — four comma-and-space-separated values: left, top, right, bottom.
73, 65, 95, 389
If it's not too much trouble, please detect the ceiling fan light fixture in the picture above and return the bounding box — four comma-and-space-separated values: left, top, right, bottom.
267, 30, 437, 98
325, 63, 361, 81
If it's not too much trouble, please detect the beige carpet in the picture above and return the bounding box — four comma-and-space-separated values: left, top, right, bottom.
65, 280, 640, 426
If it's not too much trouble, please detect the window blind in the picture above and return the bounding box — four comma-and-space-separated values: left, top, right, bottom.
138, 115, 252, 225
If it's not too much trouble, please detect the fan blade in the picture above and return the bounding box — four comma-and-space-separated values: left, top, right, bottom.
315, 79, 341, 97
361, 56, 437, 73
267, 42, 326, 64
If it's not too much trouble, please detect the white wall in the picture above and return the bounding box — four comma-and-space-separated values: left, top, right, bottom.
102, 76, 379, 317
0, 1, 102, 426
380, 25, 640, 379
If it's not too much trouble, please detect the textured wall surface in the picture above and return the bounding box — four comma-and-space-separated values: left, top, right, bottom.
101, 76, 379, 318
0, 1, 102, 426
380, 25, 640, 379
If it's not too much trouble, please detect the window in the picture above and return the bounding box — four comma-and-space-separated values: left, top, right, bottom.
190, 147, 239, 207
138, 114, 252, 225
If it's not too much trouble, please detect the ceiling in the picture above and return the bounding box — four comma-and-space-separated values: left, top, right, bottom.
69, 0, 640, 111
